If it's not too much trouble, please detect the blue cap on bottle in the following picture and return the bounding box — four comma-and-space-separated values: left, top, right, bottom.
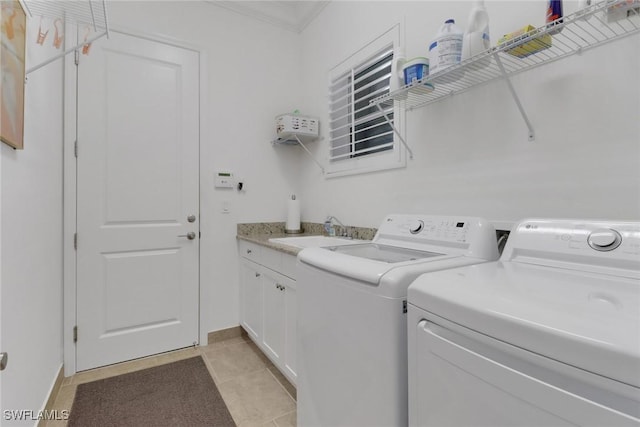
445, 19, 455, 24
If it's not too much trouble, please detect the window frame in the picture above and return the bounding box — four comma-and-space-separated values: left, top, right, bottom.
326, 25, 406, 178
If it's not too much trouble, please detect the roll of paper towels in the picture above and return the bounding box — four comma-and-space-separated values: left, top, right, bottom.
286, 195, 301, 233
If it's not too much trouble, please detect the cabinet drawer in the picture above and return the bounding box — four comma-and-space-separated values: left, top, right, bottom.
280, 253, 297, 280
238, 240, 261, 262
261, 247, 282, 272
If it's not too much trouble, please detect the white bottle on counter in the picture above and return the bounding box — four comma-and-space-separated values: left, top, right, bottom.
461, 0, 491, 68
428, 19, 464, 82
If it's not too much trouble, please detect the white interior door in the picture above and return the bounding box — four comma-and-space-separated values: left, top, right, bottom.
76, 32, 200, 371
0, 207, 3, 412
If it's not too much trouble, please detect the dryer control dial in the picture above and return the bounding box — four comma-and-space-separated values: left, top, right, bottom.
587, 228, 622, 251
409, 220, 424, 234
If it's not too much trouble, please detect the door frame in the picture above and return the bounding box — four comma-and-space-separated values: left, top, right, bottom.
63, 26, 208, 376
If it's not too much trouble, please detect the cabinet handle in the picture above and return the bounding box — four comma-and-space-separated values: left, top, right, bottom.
255, 272, 260, 278
247, 249, 252, 254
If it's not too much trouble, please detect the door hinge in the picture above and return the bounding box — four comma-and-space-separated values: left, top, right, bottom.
74, 140, 78, 158
74, 50, 79, 66
403, 300, 407, 314
73, 326, 78, 343
74, 233, 78, 250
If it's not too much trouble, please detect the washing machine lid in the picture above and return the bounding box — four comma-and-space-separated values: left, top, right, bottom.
329, 243, 443, 263
408, 261, 640, 388
298, 244, 456, 288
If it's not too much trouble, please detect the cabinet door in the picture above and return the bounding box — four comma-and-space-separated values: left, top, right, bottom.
262, 270, 285, 363
284, 281, 297, 383
239, 258, 263, 340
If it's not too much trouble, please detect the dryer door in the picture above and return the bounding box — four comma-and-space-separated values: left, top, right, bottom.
409, 315, 640, 427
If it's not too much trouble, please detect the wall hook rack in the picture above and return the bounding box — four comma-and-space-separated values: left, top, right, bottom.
22, 0, 110, 76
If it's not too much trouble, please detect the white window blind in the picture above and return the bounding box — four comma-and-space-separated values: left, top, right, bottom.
329, 46, 395, 163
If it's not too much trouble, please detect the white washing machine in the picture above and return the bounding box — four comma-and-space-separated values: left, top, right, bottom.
408, 218, 640, 427
297, 214, 499, 427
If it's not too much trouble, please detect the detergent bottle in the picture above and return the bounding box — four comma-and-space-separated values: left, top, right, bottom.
428, 19, 464, 82
461, 0, 491, 68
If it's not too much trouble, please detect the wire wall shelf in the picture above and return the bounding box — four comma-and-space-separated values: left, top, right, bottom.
370, 0, 639, 142
23, 0, 110, 75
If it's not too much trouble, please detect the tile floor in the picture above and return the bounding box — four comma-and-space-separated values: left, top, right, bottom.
44, 335, 297, 427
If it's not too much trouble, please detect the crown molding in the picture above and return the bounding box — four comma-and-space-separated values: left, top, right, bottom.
205, 1, 329, 33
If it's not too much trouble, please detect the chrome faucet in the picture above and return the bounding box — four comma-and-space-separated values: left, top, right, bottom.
324, 216, 349, 237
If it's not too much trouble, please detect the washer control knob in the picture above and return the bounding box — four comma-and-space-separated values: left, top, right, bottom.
409, 220, 424, 234
587, 228, 622, 251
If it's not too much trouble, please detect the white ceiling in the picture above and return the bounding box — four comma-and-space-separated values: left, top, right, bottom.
205, 1, 330, 33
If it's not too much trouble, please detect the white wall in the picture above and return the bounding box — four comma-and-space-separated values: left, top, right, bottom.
298, 1, 640, 229
1, 18, 64, 425
3, 7, 637, 417
106, 2, 302, 333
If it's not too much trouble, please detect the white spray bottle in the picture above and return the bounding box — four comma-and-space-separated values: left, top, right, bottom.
461, 0, 490, 67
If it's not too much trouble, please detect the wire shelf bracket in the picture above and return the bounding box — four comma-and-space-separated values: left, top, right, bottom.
272, 135, 325, 174
375, 103, 414, 159
493, 53, 536, 141
22, 0, 110, 76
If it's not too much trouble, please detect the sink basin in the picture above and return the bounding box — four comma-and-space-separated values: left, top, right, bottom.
268, 235, 363, 249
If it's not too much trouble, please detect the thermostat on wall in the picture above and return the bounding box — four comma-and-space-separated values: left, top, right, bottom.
215, 171, 234, 188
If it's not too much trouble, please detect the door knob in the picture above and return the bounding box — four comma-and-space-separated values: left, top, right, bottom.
187, 214, 196, 223
178, 232, 196, 240
0, 352, 7, 371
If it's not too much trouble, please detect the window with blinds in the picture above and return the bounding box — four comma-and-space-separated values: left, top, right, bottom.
326, 26, 405, 177
329, 46, 395, 163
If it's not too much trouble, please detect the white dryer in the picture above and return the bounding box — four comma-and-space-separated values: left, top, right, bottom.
297, 214, 499, 427
407, 218, 640, 427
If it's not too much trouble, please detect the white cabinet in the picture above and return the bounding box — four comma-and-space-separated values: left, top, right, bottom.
284, 282, 297, 379
238, 240, 298, 385
239, 258, 263, 340
262, 269, 286, 363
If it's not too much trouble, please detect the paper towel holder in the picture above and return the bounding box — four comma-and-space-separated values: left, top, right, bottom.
285, 194, 303, 234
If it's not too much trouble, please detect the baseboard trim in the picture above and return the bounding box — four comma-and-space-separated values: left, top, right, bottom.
37, 364, 64, 427
207, 326, 243, 345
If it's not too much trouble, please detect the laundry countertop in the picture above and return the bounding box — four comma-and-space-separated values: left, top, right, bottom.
236, 232, 321, 256
236, 221, 377, 256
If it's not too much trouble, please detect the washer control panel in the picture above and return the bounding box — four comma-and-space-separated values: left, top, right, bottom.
373, 215, 499, 261
378, 215, 473, 244
502, 219, 640, 269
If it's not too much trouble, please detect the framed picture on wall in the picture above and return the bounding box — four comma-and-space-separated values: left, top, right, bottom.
1, 0, 26, 150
